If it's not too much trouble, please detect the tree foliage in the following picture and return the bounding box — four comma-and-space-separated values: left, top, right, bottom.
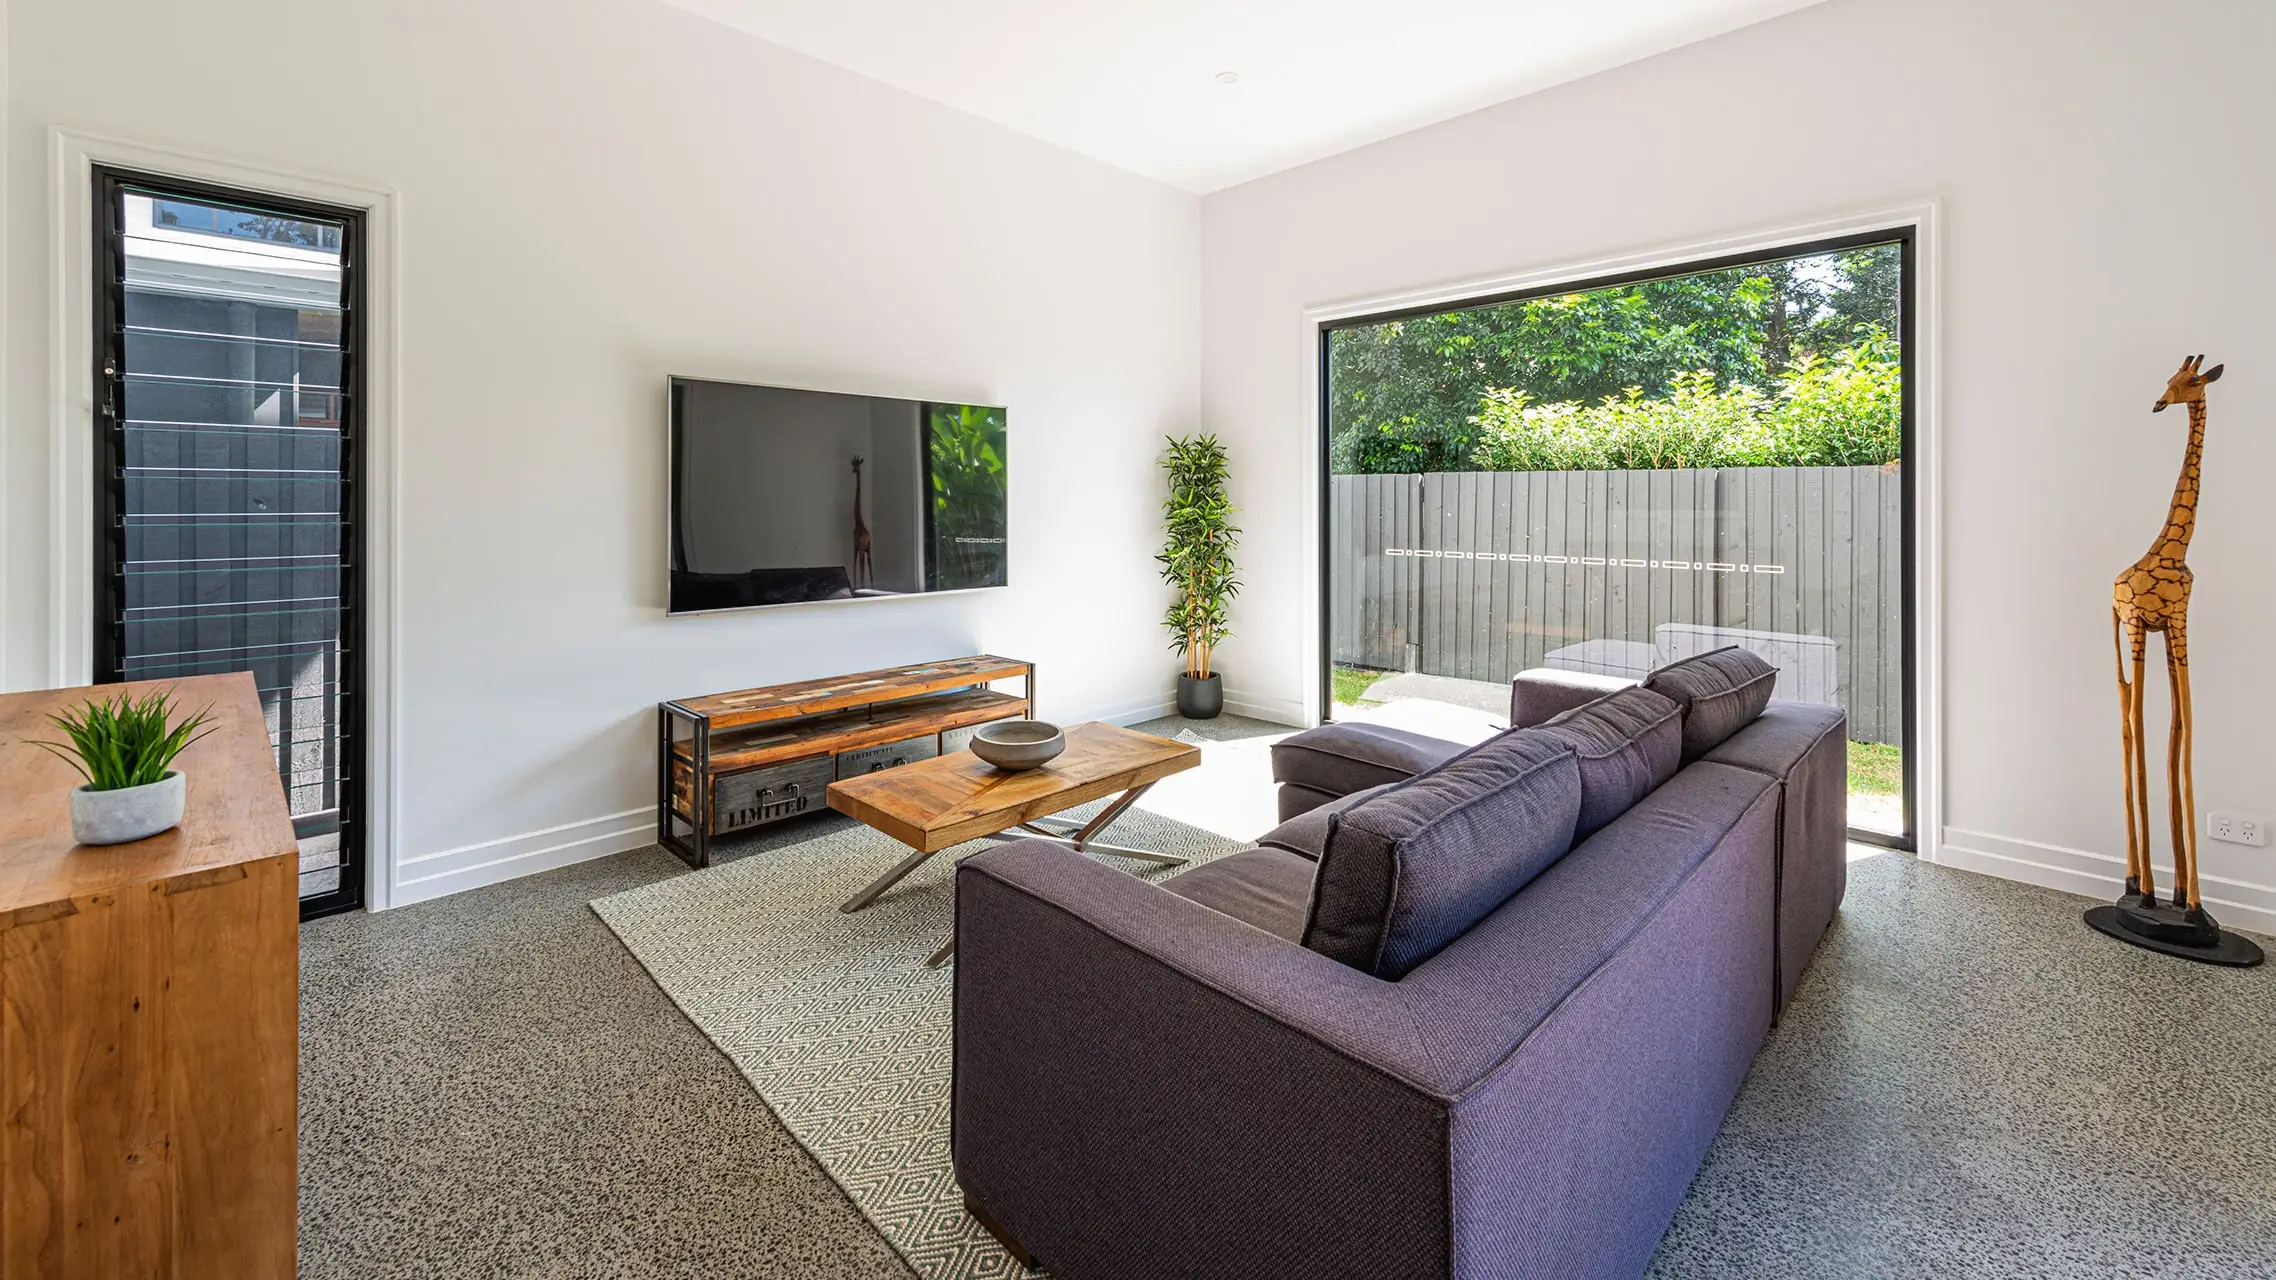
1328, 244, 1903, 474
1470, 327, 1902, 471
926, 403, 1007, 590
1158, 434, 1240, 680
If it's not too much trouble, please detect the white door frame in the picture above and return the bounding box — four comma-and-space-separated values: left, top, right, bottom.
1298, 201, 1945, 860
48, 127, 401, 909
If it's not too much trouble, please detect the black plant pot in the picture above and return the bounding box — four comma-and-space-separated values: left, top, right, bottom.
1176, 674, 1224, 720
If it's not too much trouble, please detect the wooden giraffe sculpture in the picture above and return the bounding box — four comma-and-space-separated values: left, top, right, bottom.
2112, 355, 2222, 919
850, 455, 874, 589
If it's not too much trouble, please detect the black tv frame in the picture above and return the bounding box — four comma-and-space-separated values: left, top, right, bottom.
664, 375, 1008, 617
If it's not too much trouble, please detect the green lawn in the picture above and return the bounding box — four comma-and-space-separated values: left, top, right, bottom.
1848, 740, 1903, 797
1333, 666, 1392, 706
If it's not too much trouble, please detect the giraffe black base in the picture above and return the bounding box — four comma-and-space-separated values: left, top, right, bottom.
2084, 894, 2264, 968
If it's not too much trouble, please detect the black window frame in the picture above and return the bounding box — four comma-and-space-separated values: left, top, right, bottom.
92, 165, 371, 918
1315, 225, 1919, 851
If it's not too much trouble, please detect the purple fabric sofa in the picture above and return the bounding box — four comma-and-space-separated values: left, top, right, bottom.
951, 648, 1847, 1279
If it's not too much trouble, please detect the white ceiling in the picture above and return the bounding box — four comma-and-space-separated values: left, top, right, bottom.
662, 0, 1825, 192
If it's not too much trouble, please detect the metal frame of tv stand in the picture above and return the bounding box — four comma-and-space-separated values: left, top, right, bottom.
655, 702, 716, 869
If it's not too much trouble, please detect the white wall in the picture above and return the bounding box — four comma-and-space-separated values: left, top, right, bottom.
1200, 0, 2276, 927
2, 0, 1201, 904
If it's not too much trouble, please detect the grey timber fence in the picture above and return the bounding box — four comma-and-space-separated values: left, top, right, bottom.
1328, 466, 1903, 744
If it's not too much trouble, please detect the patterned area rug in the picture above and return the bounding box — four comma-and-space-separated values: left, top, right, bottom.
590, 801, 1244, 1280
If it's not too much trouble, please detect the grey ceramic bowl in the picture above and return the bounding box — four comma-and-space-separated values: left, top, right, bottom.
970, 720, 1066, 771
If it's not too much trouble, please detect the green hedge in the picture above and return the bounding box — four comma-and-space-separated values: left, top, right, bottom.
1470, 328, 1901, 471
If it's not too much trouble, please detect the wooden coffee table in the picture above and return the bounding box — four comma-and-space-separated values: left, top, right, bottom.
827, 722, 1201, 965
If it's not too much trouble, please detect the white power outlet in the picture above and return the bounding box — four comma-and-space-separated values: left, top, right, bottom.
2208, 811, 2268, 847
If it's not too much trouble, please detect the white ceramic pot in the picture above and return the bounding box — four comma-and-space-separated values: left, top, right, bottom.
69, 771, 186, 846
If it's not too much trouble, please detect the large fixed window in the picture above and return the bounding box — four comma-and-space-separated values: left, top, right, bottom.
93, 169, 369, 916
1320, 231, 1915, 846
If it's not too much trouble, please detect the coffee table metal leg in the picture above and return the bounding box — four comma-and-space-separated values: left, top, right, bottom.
1071, 782, 1152, 846
926, 938, 956, 968
1009, 783, 1188, 868
841, 845, 937, 913
1018, 833, 1188, 865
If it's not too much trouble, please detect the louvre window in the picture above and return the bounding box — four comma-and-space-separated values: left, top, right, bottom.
95, 172, 367, 916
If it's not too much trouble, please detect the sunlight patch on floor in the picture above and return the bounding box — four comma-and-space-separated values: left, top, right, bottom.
1134, 731, 1289, 844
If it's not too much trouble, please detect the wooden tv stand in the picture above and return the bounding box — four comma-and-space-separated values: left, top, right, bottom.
657, 655, 1034, 868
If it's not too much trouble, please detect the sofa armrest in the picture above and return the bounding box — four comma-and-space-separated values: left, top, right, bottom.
953, 840, 1454, 1279
1698, 701, 1850, 1011
1509, 668, 1636, 728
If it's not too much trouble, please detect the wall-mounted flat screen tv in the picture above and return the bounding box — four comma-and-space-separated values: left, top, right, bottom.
667, 377, 1008, 615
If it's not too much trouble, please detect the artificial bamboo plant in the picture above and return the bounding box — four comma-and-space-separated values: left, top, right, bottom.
1158, 434, 1241, 681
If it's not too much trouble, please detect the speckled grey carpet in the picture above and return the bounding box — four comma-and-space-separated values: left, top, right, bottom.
303, 804, 2276, 1278
1648, 854, 2276, 1278
589, 803, 1243, 1280
299, 845, 915, 1280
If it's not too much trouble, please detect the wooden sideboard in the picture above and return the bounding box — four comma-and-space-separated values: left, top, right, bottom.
0, 672, 298, 1279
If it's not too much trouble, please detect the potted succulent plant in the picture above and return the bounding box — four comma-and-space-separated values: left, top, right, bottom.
1158, 433, 1241, 719
26, 687, 214, 846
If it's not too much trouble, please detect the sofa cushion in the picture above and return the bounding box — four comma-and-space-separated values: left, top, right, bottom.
1642, 646, 1779, 764
1257, 784, 1392, 861
1524, 686, 1683, 838
1270, 723, 1467, 803
1161, 847, 1316, 943
1509, 668, 1637, 729
1393, 761, 1780, 1061
1301, 731, 1581, 980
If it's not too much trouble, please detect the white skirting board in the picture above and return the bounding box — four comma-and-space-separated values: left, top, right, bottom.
1937, 827, 2276, 937
1222, 692, 1306, 728
1092, 696, 1180, 727
390, 808, 659, 908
